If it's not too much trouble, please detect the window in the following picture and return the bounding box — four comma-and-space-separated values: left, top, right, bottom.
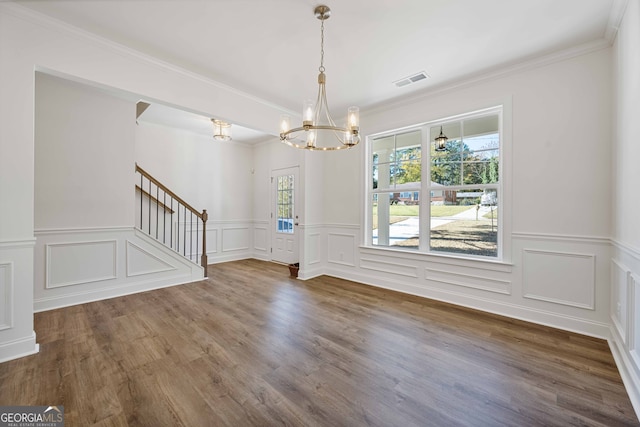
367, 107, 502, 259
276, 174, 294, 233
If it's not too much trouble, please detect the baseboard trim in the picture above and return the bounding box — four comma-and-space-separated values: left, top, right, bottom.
609, 325, 640, 419
0, 332, 39, 363
34, 274, 201, 312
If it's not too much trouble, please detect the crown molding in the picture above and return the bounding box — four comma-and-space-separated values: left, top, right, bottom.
606, 0, 630, 43
0, 2, 295, 117
364, 37, 611, 116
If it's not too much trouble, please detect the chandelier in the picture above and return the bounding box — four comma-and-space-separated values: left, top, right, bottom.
279, 5, 360, 151
212, 119, 232, 141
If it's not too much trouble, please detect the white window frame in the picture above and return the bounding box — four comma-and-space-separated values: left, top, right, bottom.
364, 105, 510, 263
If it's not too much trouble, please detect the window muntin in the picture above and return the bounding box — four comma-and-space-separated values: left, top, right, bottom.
372, 192, 420, 249
429, 188, 498, 257
368, 108, 501, 259
372, 129, 421, 190
276, 174, 294, 233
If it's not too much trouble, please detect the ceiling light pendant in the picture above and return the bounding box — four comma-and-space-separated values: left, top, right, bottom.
435, 126, 448, 151
212, 119, 232, 141
279, 5, 360, 151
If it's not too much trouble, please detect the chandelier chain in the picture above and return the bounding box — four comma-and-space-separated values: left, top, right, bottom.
319, 17, 325, 73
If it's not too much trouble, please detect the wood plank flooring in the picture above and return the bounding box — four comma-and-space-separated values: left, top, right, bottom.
0, 259, 637, 426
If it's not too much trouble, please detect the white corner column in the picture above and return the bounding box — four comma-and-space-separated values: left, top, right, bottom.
0, 240, 39, 362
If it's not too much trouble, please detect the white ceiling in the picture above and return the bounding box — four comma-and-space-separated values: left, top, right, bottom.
14, 0, 622, 143
137, 103, 273, 144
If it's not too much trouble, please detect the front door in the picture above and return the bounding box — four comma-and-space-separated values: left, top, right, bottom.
271, 167, 299, 265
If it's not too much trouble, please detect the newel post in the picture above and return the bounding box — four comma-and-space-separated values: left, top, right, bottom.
201, 209, 208, 276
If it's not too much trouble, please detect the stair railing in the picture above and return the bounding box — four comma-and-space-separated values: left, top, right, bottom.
135, 163, 208, 276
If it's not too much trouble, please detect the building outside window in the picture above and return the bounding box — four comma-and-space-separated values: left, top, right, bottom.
367, 106, 502, 259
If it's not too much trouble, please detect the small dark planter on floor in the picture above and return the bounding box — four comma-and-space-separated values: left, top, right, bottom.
288, 263, 299, 278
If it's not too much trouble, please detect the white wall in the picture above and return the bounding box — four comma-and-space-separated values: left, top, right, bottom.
610, 0, 640, 415
135, 122, 256, 263
135, 122, 254, 221
316, 47, 614, 340
35, 72, 135, 229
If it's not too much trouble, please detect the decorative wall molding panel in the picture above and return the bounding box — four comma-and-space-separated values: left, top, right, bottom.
360, 257, 418, 278
221, 227, 250, 252
0, 241, 38, 363
0, 262, 13, 331
425, 267, 511, 295
207, 228, 218, 255
630, 273, 640, 368
612, 258, 631, 344
610, 235, 640, 417
327, 233, 355, 266
253, 225, 268, 252
306, 232, 321, 265
45, 240, 117, 289
523, 249, 595, 309
361, 246, 512, 273
34, 227, 204, 311
126, 240, 175, 277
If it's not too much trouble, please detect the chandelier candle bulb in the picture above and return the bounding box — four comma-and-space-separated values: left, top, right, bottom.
307, 131, 316, 148
280, 115, 291, 134
344, 130, 353, 145
348, 106, 360, 131
303, 100, 314, 126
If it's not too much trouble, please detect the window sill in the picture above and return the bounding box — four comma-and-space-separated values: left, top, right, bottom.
359, 245, 512, 273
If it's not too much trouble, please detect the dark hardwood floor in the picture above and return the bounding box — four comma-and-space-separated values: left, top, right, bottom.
0, 259, 637, 426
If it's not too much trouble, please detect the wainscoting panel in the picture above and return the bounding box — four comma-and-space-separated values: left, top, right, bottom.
612, 259, 631, 344
46, 240, 117, 289
221, 227, 250, 252
425, 266, 511, 295
207, 228, 218, 255
630, 274, 640, 368
0, 240, 39, 363
361, 257, 418, 278
523, 249, 595, 309
0, 262, 12, 330
126, 240, 175, 277
609, 241, 640, 418
307, 232, 321, 265
327, 233, 355, 266
34, 227, 204, 311
254, 225, 268, 252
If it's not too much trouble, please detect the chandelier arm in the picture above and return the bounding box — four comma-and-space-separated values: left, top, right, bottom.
282, 138, 353, 151
319, 83, 337, 128
281, 124, 349, 136
313, 82, 324, 126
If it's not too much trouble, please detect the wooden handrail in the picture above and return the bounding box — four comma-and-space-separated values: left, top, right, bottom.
135, 185, 175, 214
136, 163, 203, 221
135, 163, 208, 275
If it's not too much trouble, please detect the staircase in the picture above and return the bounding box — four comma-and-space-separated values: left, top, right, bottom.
135, 163, 208, 276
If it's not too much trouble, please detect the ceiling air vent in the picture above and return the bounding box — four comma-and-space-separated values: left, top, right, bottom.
393, 71, 430, 88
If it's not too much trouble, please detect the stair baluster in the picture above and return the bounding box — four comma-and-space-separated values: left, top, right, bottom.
134, 163, 208, 276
